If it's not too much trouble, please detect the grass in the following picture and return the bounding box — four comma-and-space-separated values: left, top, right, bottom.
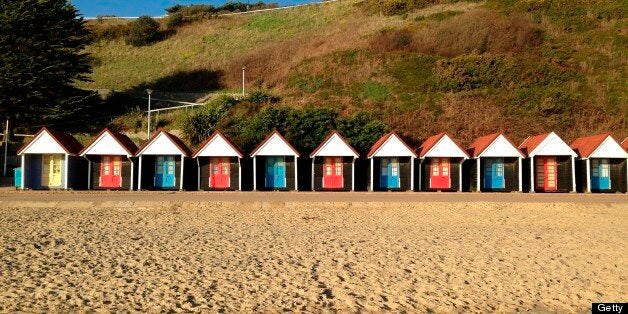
83, 0, 626, 147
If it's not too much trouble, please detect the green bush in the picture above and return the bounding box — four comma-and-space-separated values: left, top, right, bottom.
179, 96, 238, 145
337, 112, 389, 153
166, 12, 185, 29
247, 90, 281, 105
126, 16, 162, 47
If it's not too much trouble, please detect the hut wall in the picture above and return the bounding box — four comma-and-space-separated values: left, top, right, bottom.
312, 156, 353, 191
88, 156, 132, 190
254, 156, 296, 191
198, 157, 239, 190
420, 157, 462, 191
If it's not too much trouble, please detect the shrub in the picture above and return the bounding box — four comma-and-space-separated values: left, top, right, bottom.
246, 90, 280, 105
179, 96, 239, 145
166, 12, 185, 29
337, 112, 389, 153
126, 16, 162, 47
89, 22, 130, 42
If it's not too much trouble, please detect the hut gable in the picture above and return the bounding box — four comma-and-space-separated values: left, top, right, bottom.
250, 130, 300, 157
418, 133, 468, 158
80, 128, 138, 157
17, 127, 82, 155
620, 137, 627, 152
137, 130, 191, 156
571, 133, 628, 159
519, 132, 576, 157
367, 132, 417, 158
310, 131, 358, 158
468, 133, 523, 158
193, 131, 243, 158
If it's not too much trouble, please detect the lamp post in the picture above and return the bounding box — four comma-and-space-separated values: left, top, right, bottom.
146, 89, 153, 140
242, 66, 246, 97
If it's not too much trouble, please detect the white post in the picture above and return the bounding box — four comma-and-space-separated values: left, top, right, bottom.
138, 156, 143, 190
64, 154, 69, 190
146, 89, 152, 140
571, 156, 576, 192
196, 158, 201, 191
20, 154, 25, 190
585, 158, 591, 193
311, 157, 315, 191
86, 157, 91, 190
238, 158, 242, 191
180, 155, 184, 191
518, 157, 522, 192
351, 157, 355, 191
130, 157, 134, 191
458, 158, 463, 192
418, 159, 422, 191
370, 158, 374, 191
294, 155, 298, 191
242, 66, 246, 96
410, 157, 415, 191
476, 158, 481, 192
530, 156, 535, 192
253, 156, 257, 191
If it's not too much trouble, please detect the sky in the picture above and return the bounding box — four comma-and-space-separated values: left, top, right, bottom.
71, 0, 320, 18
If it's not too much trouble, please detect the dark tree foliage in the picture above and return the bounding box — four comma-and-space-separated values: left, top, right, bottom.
0, 0, 98, 130
126, 16, 161, 47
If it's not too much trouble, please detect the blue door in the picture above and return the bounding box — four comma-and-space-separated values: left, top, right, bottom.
591, 159, 610, 190
155, 156, 176, 188
265, 156, 286, 189
484, 158, 505, 189
380, 158, 400, 189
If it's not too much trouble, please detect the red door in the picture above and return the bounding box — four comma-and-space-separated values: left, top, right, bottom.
323, 157, 343, 189
430, 157, 450, 189
100, 156, 122, 188
536, 157, 557, 191
210, 157, 230, 188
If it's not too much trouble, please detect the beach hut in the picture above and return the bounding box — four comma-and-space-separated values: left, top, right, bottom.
417, 133, 469, 191
367, 131, 417, 191
310, 131, 359, 191
193, 131, 244, 191
467, 133, 524, 192
17, 127, 86, 190
136, 130, 192, 190
80, 128, 138, 190
570, 133, 628, 193
250, 130, 300, 191
519, 132, 576, 193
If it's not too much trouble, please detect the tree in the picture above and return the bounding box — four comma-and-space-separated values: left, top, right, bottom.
126, 16, 161, 47
0, 0, 98, 130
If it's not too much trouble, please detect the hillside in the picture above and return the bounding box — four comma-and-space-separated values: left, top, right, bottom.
82, 0, 627, 151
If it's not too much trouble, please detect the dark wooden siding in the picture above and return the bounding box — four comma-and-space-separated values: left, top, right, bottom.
140, 155, 181, 190
476, 157, 520, 192
370, 157, 412, 191
591, 158, 627, 193
312, 156, 353, 191
254, 156, 297, 191
420, 157, 462, 191
198, 157, 239, 190
87, 156, 132, 190
532, 156, 573, 193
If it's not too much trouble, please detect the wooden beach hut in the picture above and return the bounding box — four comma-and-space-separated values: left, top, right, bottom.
80, 128, 138, 190
417, 133, 469, 192
17, 127, 86, 190
250, 130, 300, 191
467, 133, 524, 192
570, 133, 628, 193
519, 132, 576, 193
193, 131, 244, 191
367, 131, 417, 191
136, 130, 193, 190
310, 131, 359, 191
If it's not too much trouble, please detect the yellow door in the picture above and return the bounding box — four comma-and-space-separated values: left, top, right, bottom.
42, 155, 63, 187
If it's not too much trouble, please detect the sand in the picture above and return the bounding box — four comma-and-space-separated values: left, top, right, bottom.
0, 201, 626, 312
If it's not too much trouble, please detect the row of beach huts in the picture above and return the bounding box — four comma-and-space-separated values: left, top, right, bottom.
15, 127, 628, 193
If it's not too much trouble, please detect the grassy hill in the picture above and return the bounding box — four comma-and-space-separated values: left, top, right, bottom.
82, 0, 627, 150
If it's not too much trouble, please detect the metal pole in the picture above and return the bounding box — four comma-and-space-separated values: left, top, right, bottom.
146, 89, 153, 140
3, 119, 8, 177
242, 66, 246, 96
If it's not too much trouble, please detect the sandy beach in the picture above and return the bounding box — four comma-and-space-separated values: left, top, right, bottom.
0, 200, 626, 312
